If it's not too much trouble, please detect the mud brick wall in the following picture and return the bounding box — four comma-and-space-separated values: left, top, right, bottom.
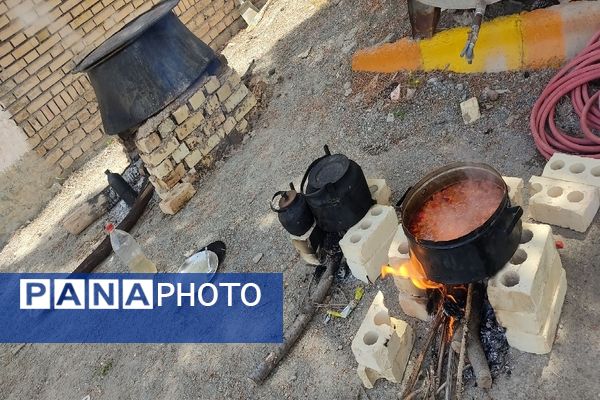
0, 0, 246, 175
135, 64, 256, 214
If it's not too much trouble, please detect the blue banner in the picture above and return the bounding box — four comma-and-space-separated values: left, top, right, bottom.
0, 273, 283, 343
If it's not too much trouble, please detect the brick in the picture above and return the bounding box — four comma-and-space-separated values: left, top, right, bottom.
43, 136, 58, 150
80, 138, 93, 152
46, 148, 63, 164
54, 127, 69, 142
222, 116, 236, 135
148, 158, 174, 180
542, 152, 600, 188
82, 115, 101, 133
59, 154, 74, 169
460, 97, 480, 124
27, 134, 41, 148
163, 163, 186, 189
136, 132, 161, 154
367, 178, 391, 205
144, 136, 179, 167
505, 269, 566, 354
36, 146, 47, 157
188, 90, 206, 110
204, 94, 220, 115
66, 119, 79, 131
200, 134, 220, 156
340, 205, 399, 264
487, 223, 559, 313
184, 149, 202, 169
223, 84, 248, 112
216, 82, 232, 102
351, 292, 414, 379
73, 129, 87, 144
503, 176, 524, 208
172, 104, 190, 124
204, 75, 220, 94
233, 93, 257, 121
175, 112, 204, 140
159, 182, 196, 215
61, 136, 74, 151
172, 142, 190, 164
157, 118, 176, 138
227, 71, 242, 88
235, 118, 248, 134
528, 175, 599, 232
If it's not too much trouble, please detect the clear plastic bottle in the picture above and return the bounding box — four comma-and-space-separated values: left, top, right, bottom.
105, 223, 157, 273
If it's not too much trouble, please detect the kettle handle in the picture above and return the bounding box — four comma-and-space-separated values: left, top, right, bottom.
504, 206, 523, 234
300, 145, 333, 195
270, 191, 288, 213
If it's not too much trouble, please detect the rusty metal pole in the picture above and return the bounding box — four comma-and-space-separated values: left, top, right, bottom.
407, 0, 441, 39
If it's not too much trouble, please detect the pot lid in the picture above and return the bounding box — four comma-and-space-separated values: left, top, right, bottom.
73, 0, 180, 72
307, 154, 350, 190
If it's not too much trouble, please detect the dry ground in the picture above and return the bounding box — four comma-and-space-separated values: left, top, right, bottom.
1, 0, 599, 399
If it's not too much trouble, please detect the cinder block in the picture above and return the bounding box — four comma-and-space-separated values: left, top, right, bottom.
388, 225, 410, 261
346, 233, 393, 283
529, 175, 599, 232
387, 225, 427, 297
496, 254, 563, 334
398, 294, 430, 321
351, 292, 414, 374
488, 223, 559, 313
503, 176, 524, 208
542, 152, 600, 188
367, 178, 391, 205
505, 268, 567, 354
159, 182, 196, 215
340, 205, 398, 264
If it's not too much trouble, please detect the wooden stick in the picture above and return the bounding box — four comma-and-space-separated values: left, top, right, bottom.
445, 329, 455, 400
401, 309, 445, 399
435, 319, 447, 392
456, 283, 474, 396
466, 283, 492, 389
249, 253, 339, 384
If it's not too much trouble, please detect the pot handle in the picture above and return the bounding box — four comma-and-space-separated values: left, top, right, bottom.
300, 145, 332, 195
395, 186, 412, 208
270, 191, 288, 213
504, 206, 523, 234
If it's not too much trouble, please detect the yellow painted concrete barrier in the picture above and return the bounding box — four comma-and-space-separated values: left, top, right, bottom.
352, 1, 600, 73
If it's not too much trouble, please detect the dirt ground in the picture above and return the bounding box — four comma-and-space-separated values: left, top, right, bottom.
1, 0, 600, 399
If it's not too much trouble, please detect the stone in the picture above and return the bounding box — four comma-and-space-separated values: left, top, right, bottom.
201, 135, 221, 156
390, 84, 401, 101
297, 47, 311, 59
483, 87, 499, 101
529, 175, 599, 232
406, 87, 416, 101
386, 113, 394, 123
505, 268, 567, 354
205, 95, 221, 115
136, 133, 161, 154
224, 85, 249, 112
172, 143, 190, 164
172, 104, 190, 125
148, 158, 174, 180
204, 76, 221, 94
157, 118, 176, 137
233, 94, 257, 122
252, 253, 263, 263
503, 176, 525, 207
216, 82, 232, 102
460, 97, 481, 124
223, 117, 236, 135
398, 294, 430, 321
175, 112, 205, 140
184, 149, 203, 169
188, 90, 206, 110
340, 205, 399, 264
236, 118, 249, 134
240, 1, 259, 25
162, 163, 186, 189
159, 182, 196, 215
351, 292, 414, 374
367, 178, 391, 205
144, 136, 179, 167
487, 223, 559, 313
542, 152, 600, 188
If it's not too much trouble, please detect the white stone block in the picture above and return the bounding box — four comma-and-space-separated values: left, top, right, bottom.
542, 152, 600, 188
340, 205, 398, 264
346, 229, 394, 283
495, 254, 563, 334
356, 317, 413, 388
367, 178, 392, 205
460, 97, 481, 124
399, 293, 430, 321
351, 292, 414, 374
488, 223, 559, 313
502, 176, 524, 207
388, 225, 410, 260
528, 175, 599, 232
505, 268, 567, 354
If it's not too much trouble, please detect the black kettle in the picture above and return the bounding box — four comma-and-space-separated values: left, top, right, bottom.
301, 146, 373, 232
271, 183, 315, 236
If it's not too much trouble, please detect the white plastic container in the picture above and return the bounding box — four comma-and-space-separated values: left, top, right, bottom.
105, 223, 157, 273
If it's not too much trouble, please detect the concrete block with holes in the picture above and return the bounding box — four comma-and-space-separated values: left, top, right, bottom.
542, 152, 600, 188
352, 292, 414, 385
346, 237, 393, 283
505, 268, 567, 354
398, 293, 430, 321
502, 176, 525, 207
388, 225, 428, 298
487, 223, 559, 313
367, 178, 392, 205
495, 253, 564, 334
528, 175, 599, 232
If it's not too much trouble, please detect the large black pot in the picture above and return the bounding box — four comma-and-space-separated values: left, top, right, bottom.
400, 162, 523, 285
301, 146, 374, 233
72, 0, 219, 135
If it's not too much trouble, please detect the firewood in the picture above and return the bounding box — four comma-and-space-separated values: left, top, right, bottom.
62, 192, 110, 235
456, 283, 474, 396
466, 283, 492, 389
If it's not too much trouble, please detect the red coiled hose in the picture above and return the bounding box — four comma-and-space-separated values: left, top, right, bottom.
530, 30, 600, 159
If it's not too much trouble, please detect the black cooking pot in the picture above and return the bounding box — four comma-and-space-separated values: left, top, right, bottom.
271, 183, 314, 236
301, 146, 373, 233
72, 0, 219, 135
400, 162, 523, 285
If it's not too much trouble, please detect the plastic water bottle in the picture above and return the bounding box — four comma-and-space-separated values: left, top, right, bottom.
105, 223, 157, 273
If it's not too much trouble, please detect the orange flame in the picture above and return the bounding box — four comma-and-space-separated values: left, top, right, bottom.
381, 254, 442, 290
